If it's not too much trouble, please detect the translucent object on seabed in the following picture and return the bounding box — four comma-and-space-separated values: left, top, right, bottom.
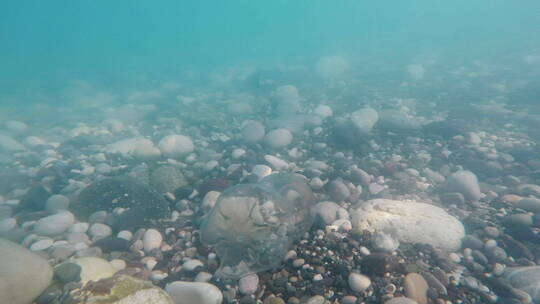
200, 173, 315, 279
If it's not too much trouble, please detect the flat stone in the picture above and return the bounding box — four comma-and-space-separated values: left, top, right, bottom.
165, 281, 223, 304
404, 272, 429, 304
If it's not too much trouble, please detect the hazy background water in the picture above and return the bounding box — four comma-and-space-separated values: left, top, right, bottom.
1, 1, 540, 104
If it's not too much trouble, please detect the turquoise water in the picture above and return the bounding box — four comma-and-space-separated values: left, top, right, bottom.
2, 1, 539, 97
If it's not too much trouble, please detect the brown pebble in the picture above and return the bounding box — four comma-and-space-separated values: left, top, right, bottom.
404, 272, 429, 304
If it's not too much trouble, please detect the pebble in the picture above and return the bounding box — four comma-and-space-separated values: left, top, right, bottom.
516, 198, 540, 213
503, 213, 533, 228
445, 170, 483, 201
110, 259, 126, 270
69, 222, 89, 233
117, 230, 133, 241
165, 281, 223, 304
88, 211, 108, 224
54, 262, 82, 283
385, 298, 419, 304
34, 211, 75, 236
143, 228, 163, 252
30, 238, 54, 251
305, 295, 326, 304
45, 194, 70, 212
404, 272, 429, 304
195, 272, 213, 283
265, 129, 293, 149
348, 272, 371, 292
239, 273, 259, 295
241, 120, 265, 143
182, 259, 203, 272
0, 217, 16, 233
292, 258, 305, 268
88, 223, 112, 239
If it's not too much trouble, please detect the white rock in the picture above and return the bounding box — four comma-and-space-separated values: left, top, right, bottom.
0, 239, 53, 304
314, 104, 333, 118
239, 273, 259, 295
350, 199, 465, 251
252, 165, 272, 180
351, 108, 379, 134
182, 259, 204, 272
265, 129, 293, 149
158, 135, 194, 158
274, 85, 301, 114
264, 155, 289, 171
165, 281, 223, 304
25, 136, 45, 146
373, 231, 400, 252
67, 257, 117, 284
34, 211, 75, 236
195, 272, 213, 283
311, 201, 344, 226
143, 228, 163, 252
0, 134, 25, 152
445, 170, 483, 201
202, 191, 220, 211
6, 120, 29, 133
118, 230, 133, 241
69, 222, 89, 233
241, 120, 265, 142
45, 194, 70, 212
30, 238, 54, 251
231, 148, 246, 159
109, 259, 127, 271
88, 223, 112, 239
316, 55, 350, 79
348, 273, 371, 292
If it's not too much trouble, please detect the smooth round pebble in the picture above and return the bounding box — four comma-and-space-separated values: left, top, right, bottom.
348, 273, 371, 292
30, 238, 54, 251
165, 281, 223, 304
239, 273, 259, 295
88, 223, 112, 239
265, 129, 293, 149
45, 194, 70, 212
34, 211, 75, 236
143, 228, 163, 252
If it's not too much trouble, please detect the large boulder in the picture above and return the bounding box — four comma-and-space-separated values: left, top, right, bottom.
350, 199, 465, 251
0, 239, 53, 304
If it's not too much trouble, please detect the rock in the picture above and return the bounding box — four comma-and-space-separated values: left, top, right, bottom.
373, 231, 400, 252
158, 134, 194, 158
143, 229, 163, 252
150, 165, 187, 193
18, 184, 50, 211
377, 109, 421, 133
34, 211, 75, 236
349, 168, 371, 185
92, 236, 131, 253
439, 192, 465, 205
351, 199, 465, 251
202, 191, 220, 211
45, 194, 70, 211
0, 217, 16, 234
314, 105, 333, 118
238, 273, 259, 295
404, 273, 429, 304
361, 253, 399, 276
406, 64, 425, 80
311, 201, 344, 226
444, 170, 483, 201
30, 238, 54, 251
504, 266, 540, 302
71, 274, 174, 304
350, 108, 378, 134
503, 214, 533, 228
518, 184, 540, 197
264, 129, 293, 149
165, 281, 223, 304
105, 137, 161, 160
182, 259, 203, 272
0, 239, 53, 304
54, 262, 82, 283
516, 198, 540, 213
89, 223, 112, 240
72, 176, 169, 225
251, 165, 272, 180
264, 155, 289, 171
385, 297, 419, 304
327, 180, 351, 201
241, 120, 265, 143
348, 273, 371, 292
63, 257, 117, 284
422, 119, 469, 139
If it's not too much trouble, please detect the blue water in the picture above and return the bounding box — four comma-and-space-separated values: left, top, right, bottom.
2, 1, 539, 98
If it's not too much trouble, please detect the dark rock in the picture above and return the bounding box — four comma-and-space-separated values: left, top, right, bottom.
54, 262, 81, 284
198, 178, 229, 197
471, 250, 489, 266
462, 235, 484, 250
17, 184, 50, 211
361, 253, 399, 276
35, 283, 62, 304
439, 192, 465, 205
92, 236, 131, 253
422, 119, 469, 139
501, 234, 534, 260
72, 176, 170, 221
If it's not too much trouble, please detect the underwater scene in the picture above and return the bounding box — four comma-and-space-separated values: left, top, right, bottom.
2, 1, 540, 303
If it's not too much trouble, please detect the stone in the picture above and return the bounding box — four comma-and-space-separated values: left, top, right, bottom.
0, 239, 53, 304
311, 201, 344, 226
105, 137, 161, 160
30, 238, 54, 251
351, 199, 465, 251
504, 266, 540, 302
350, 108, 378, 134
361, 253, 399, 276
165, 281, 223, 304
54, 262, 82, 283
71, 274, 174, 304
0, 217, 16, 234
251, 165, 272, 180
314, 105, 333, 118
150, 165, 187, 193
439, 192, 465, 205
444, 170, 483, 201
349, 168, 371, 185
404, 273, 429, 304
348, 273, 371, 292
377, 109, 421, 133
92, 236, 131, 253
158, 134, 194, 158
238, 273, 259, 295
0, 134, 25, 152
63, 257, 117, 284
264, 129, 293, 149
327, 180, 351, 201
18, 184, 50, 211
72, 176, 169, 225
182, 259, 203, 272
34, 211, 75, 236
516, 198, 540, 213
45, 194, 70, 211
143, 228, 163, 252
241, 120, 265, 143
202, 191, 220, 211
503, 213, 533, 228
89, 223, 112, 239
